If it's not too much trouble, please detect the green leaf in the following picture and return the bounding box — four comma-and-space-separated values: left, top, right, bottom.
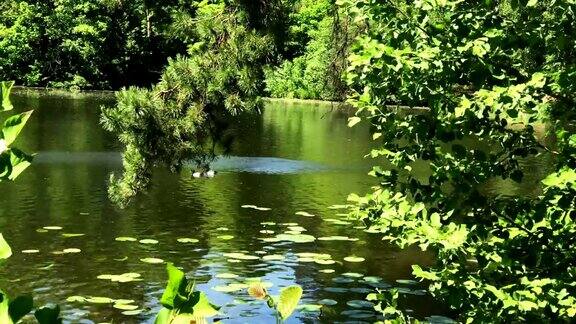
8, 148, 33, 181
3, 111, 33, 146
277, 285, 303, 320
154, 308, 173, 324
8, 295, 33, 323
1, 81, 14, 111
348, 116, 362, 127
189, 291, 219, 317
34, 305, 63, 324
0, 291, 13, 324
0, 234, 12, 259
160, 263, 188, 309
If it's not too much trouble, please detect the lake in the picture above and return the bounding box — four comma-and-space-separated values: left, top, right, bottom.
1, 91, 544, 323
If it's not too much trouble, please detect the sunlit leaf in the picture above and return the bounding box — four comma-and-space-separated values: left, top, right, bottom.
86, 297, 115, 304
277, 286, 303, 320
140, 258, 164, 264
295, 211, 315, 217
139, 239, 159, 244
3, 111, 33, 145
113, 303, 139, 311
62, 233, 85, 238
343, 256, 365, 263
160, 263, 187, 309
43, 226, 62, 231
0, 234, 12, 259
115, 237, 137, 242
176, 238, 199, 243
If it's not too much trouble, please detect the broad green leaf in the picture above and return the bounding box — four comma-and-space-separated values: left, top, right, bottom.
0, 291, 13, 324
1, 81, 14, 111
3, 111, 33, 146
189, 291, 219, 317
8, 295, 33, 323
160, 263, 188, 309
277, 285, 303, 320
34, 305, 62, 324
0, 234, 12, 259
154, 308, 172, 324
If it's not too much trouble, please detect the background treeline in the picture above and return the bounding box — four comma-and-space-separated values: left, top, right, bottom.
0, 0, 352, 100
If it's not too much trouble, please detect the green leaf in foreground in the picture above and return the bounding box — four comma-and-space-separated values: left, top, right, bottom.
8, 295, 33, 323
0, 234, 12, 259
160, 263, 187, 309
3, 111, 33, 145
34, 305, 63, 324
277, 285, 303, 320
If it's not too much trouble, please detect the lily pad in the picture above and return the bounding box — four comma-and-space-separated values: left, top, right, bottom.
274, 233, 316, 243
176, 238, 199, 243
66, 296, 86, 303
218, 235, 234, 240
139, 239, 159, 244
216, 273, 239, 279
287, 226, 306, 232
318, 236, 358, 241
62, 233, 85, 238
113, 303, 139, 311
86, 297, 115, 304
347, 300, 374, 308
324, 287, 348, 293
342, 272, 364, 278
63, 248, 81, 254
140, 257, 164, 264
241, 205, 271, 211
122, 309, 143, 316
318, 299, 338, 306
43, 226, 63, 230
115, 237, 137, 242
332, 277, 355, 284
122, 309, 142, 316
343, 256, 365, 263
22, 249, 40, 254
97, 273, 141, 283
319, 269, 335, 274
295, 211, 315, 217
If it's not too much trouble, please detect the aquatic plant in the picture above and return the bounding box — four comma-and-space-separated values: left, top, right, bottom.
155, 263, 220, 324
0, 81, 33, 181
248, 282, 303, 323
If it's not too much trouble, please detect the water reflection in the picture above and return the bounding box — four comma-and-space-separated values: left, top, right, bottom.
0, 92, 439, 323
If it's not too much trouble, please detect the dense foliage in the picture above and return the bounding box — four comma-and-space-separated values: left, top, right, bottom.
264, 0, 354, 101
0, 0, 190, 89
101, 0, 283, 204
345, 0, 576, 322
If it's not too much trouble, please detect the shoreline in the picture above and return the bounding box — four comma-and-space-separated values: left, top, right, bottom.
12, 86, 355, 108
